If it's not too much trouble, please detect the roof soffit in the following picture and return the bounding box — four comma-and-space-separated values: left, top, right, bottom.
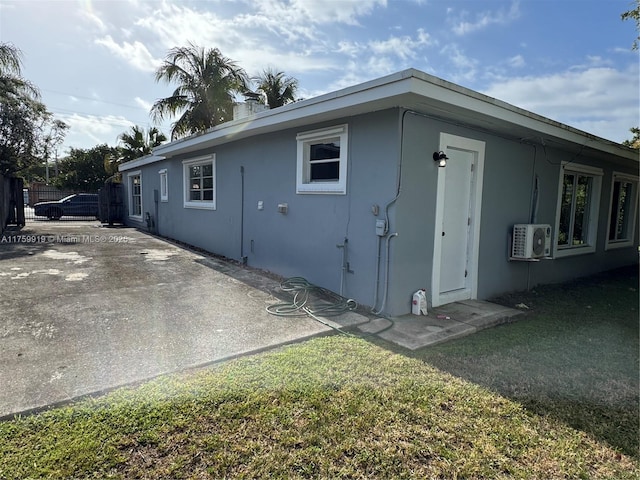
144, 69, 636, 164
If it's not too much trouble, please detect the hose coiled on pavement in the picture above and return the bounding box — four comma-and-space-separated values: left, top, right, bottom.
266, 277, 358, 334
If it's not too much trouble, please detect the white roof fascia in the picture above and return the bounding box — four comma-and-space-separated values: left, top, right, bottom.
406, 71, 634, 159
140, 68, 635, 163
151, 70, 413, 158
119, 154, 166, 172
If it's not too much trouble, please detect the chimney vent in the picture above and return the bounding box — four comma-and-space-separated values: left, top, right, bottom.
233, 91, 268, 120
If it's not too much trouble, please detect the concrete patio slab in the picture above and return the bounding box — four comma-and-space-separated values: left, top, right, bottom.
360, 300, 524, 350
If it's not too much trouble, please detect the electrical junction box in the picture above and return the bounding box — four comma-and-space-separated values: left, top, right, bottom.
375, 219, 387, 236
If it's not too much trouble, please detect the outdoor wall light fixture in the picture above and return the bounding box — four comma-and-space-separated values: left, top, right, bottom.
433, 151, 448, 167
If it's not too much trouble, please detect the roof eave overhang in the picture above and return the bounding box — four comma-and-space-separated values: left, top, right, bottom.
118, 154, 166, 172
119, 69, 636, 171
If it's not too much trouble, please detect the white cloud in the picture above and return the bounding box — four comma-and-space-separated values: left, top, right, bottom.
482, 65, 640, 143
57, 113, 134, 149
130, 0, 390, 76
95, 35, 161, 72
450, 1, 520, 36
440, 44, 478, 83
134, 3, 237, 48
251, 0, 386, 26
336, 41, 366, 58
369, 29, 434, 60
319, 29, 435, 94
570, 55, 613, 70
132, 3, 320, 73
79, 9, 108, 33
321, 65, 373, 94
507, 54, 525, 68
134, 96, 153, 111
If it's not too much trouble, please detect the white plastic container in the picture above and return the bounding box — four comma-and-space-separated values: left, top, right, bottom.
412, 289, 427, 315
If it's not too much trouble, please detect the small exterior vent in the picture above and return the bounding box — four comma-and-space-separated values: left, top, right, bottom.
511, 224, 551, 259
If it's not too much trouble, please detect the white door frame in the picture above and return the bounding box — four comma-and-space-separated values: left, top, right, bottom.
431, 133, 485, 307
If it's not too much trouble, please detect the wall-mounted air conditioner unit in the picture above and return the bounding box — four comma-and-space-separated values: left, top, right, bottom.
511, 224, 551, 260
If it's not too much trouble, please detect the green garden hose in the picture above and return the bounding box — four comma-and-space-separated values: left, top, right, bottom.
266, 277, 358, 335
266, 277, 396, 337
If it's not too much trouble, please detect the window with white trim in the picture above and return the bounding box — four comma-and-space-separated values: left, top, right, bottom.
128, 171, 142, 219
183, 155, 216, 209
606, 172, 638, 249
555, 163, 602, 256
296, 124, 348, 194
159, 169, 168, 202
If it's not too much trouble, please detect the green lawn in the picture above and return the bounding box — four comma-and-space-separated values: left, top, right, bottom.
0, 267, 637, 479
411, 266, 639, 459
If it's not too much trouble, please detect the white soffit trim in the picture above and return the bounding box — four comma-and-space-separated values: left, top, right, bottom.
119, 155, 166, 172
150, 68, 635, 162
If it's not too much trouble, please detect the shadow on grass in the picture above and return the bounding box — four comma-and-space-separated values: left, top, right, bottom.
372, 266, 639, 458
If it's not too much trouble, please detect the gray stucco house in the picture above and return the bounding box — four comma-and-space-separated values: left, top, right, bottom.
119, 69, 638, 316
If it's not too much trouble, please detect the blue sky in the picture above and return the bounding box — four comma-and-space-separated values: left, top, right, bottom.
1, 0, 638, 155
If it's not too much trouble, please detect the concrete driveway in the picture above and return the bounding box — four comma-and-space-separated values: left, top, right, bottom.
0, 222, 366, 419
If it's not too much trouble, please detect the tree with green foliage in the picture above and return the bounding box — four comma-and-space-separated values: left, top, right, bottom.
118, 125, 167, 162
621, 2, 639, 147
105, 125, 167, 177
621, 0, 640, 49
622, 127, 640, 149
254, 68, 298, 109
151, 44, 249, 140
54, 145, 117, 192
0, 43, 46, 175
0, 42, 39, 100
0, 92, 48, 176
0, 42, 66, 177
43, 119, 69, 178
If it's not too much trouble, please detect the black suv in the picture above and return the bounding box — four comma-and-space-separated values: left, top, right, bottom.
34, 194, 99, 220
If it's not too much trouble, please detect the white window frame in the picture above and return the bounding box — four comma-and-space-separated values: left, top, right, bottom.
296, 124, 348, 194
159, 169, 168, 202
553, 162, 603, 258
182, 155, 216, 210
127, 170, 142, 220
605, 172, 638, 250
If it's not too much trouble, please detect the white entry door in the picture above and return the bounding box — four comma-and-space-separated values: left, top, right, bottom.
431, 133, 485, 307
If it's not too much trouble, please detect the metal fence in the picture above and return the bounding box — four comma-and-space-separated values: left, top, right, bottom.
1, 174, 25, 232
24, 184, 100, 222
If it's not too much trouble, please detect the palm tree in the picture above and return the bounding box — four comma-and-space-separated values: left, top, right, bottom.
0, 42, 50, 176
118, 125, 167, 162
0, 42, 39, 101
0, 43, 22, 75
106, 126, 167, 176
254, 68, 298, 109
151, 44, 249, 140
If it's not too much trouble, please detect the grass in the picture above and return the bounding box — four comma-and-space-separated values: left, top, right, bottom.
410, 265, 639, 459
0, 268, 638, 479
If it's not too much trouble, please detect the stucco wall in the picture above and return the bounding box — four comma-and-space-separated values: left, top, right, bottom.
387, 110, 638, 315
239, 110, 399, 304
128, 110, 401, 310
124, 108, 638, 317
385, 111, 441, 314
478, 139, 639, 298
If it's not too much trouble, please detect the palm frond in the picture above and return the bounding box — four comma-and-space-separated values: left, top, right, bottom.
254, 68, 298, 109
152, 44, 249, 138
